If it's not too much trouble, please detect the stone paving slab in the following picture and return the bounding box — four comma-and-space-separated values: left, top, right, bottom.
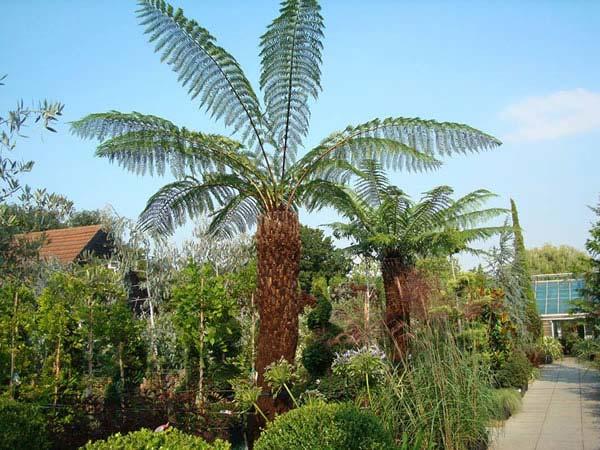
490, 358, 600, 450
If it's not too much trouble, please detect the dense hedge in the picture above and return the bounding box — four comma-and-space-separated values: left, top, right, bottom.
0, 398, 50, 450
255, 402, 395, 450
81, 428, 230, 450
495, 350, 532, 390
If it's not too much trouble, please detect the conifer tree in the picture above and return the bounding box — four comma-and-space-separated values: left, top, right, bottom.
510, 199, 542, 340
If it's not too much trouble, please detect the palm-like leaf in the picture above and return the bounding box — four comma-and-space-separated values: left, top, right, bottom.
137, 0, 270, 160
72, 112, 272, 184
138, 172, 259, 234
207, 194, 261, 238
260, 0, 324, 169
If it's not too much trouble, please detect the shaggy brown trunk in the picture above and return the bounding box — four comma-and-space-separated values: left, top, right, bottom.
254, 208, 301, 420
381, 257, 414, 361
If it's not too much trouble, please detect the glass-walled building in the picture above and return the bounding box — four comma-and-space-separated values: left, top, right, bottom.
532, 273, 590, 338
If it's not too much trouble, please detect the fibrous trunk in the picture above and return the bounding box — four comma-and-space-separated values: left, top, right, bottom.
255, 208, 301, 419
381, 257, 414, 361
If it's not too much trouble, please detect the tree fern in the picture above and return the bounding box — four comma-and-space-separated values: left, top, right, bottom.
73, 0, 502, 238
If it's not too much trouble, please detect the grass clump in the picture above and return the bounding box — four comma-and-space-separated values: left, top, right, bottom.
370, 324, 494, 450
489, 388, 522, 421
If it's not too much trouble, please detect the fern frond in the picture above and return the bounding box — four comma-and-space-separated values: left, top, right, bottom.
354, 159, 390, 208
138, 172, 260, 235
71, 111, 178, 140
298, 135, 442, 177
448, 208, 509, 229
138, 176, 234, 235
402, 186, 454, 234
299, 179, 371, 224
260, 0, 324, 168
137, 0, 267, 152
296, 116, 500, 180
208, 195, 261, 238
71, 111, 271, 181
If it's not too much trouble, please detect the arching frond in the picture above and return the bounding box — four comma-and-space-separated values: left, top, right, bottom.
448, 208, 509, 229
354, 159, 391, 208
71, 111, 178, 141
295, 135, 442, 179
71, 112, 268, 180
208, 195, 261, 238
136, 0, 267, 152
260, 0, 324, 168
401, 186, 454, 236
287, 136, 441, 206
446, 189, 498, 214
298, 179, 372, 227
138, 173, 258, 235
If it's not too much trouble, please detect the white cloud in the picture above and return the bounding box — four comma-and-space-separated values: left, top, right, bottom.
501, 88, 600, 142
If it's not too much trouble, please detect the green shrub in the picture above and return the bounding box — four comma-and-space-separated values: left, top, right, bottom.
573, 338, 600, 361
541, 336, 563, 362
495, 350, 532, 390
302, 339, 335, 377
489, 388, 522, 421
0, 398, 50, 450
254, 402, 394, 450
457, 323, 489, 353
81, 428, 230, 450
307, 295, 333, 330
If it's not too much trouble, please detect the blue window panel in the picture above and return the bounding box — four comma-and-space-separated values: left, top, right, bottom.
546, 297, 559, 314
572, 279, 585, 299
534, 284, 547, 314
558, 282, 571, 310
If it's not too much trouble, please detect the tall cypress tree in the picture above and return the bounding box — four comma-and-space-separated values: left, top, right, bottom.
510, 199, 542, 340
582, 198, 600, 329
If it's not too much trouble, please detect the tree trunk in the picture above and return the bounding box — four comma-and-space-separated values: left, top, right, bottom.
255, 208, 301, 420
9, 289, 18, 397
53, 335, 62, 406
197, 278, 205, 412
118, 342, 126, 413
381, 257, 413, 361
87, 306, 94, 394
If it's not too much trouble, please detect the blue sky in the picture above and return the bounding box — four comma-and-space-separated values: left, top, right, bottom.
2, 1, 599, 267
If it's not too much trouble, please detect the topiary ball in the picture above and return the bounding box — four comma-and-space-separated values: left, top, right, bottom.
255, 402, 395, 450
81, 428, 230, 450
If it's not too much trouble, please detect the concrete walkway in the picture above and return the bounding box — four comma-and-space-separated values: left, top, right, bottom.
491, 358, 600, 450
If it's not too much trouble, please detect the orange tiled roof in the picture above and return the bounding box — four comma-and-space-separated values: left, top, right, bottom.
16, 225, 103, 264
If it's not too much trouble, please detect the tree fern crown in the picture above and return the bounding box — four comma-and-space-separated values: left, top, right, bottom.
325, 160, 509, 264
71, 0, 502, 237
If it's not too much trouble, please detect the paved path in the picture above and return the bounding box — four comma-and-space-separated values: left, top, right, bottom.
491, 358, 600, 450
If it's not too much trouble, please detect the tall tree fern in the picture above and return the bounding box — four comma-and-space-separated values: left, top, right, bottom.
72, 0, 501, 418
324, 160, 508, 358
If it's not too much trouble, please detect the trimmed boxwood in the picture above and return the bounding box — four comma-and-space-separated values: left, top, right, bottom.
81, 428, 230, 450
0, 398, 50, 450
255, 402, 395, 450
